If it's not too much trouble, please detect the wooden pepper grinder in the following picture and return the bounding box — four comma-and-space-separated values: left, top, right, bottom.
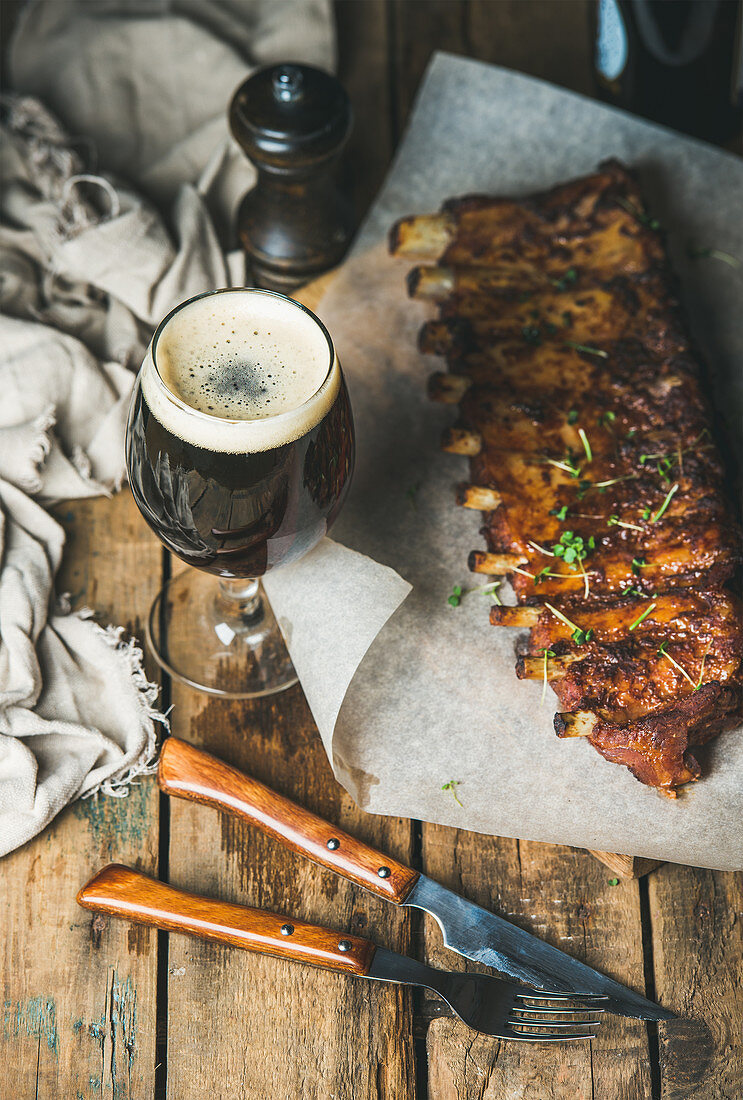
230, 63, 354, 291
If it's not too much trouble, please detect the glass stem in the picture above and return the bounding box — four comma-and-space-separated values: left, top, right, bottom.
218, 576, 263, 621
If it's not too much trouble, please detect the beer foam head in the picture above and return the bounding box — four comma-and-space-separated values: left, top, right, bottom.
141, 289, 339, 453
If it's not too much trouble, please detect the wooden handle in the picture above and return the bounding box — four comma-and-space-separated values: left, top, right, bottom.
77, 865, 376, 976
158, 738, 419, 904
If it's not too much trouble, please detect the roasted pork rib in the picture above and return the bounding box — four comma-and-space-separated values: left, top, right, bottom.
390, 160, 743, 794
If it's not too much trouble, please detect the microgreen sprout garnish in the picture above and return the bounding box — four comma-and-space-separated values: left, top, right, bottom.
562, 310, 573, 327
620, 585, 644, 597
511, 566, 539, 580
628, 602, 657, 631
550, 504, 569, 521
578, 428, 593, 463
657, 457, 674, 483
578, 557, 591, 598
532, 566, 586, 586
651, 483, 679, 523
551, 531, 594, 568
564, 341, 609, 359
641, 507, 651, 520
552, 267, 578, 292
471, 581, 503, 604
405, 481, 422, 507
615, 195, 660, 230
567, 409, 579, 425
527, 540, 555, 557
540, 647, 556, 705
448, 584, 463, 607
545, 451, 582, 478
687, 245, 741, 270
631, 556, 648, 575
598, 411, 616, 428
626, 429, 638, 441
608, 878, 620, 886
640, 452, 674, 483
592, 473, 638, 489
522, 324, 542, 346
657, 641, 710, 691
441, 780, 463, 807
607, 514, 644, 532
449, 581, 502, 607
543, 603, 593, 645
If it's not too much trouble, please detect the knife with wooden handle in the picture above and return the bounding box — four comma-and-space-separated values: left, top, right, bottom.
158, 736, 419, 904
156, 737, 673, 1022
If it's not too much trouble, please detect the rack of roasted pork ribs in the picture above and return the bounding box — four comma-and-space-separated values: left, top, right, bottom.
390, 160, 743, 796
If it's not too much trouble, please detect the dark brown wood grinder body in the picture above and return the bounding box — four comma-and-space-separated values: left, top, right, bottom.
230, 64, 354, 291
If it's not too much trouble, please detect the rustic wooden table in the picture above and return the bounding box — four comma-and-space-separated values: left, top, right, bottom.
3, 4, 742, 1098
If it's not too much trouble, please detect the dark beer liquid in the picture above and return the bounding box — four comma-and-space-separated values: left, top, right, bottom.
127, 378, 353, 578
126, 289, 354, 577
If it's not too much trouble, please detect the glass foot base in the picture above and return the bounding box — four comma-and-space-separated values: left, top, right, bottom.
146, 570, 297, 699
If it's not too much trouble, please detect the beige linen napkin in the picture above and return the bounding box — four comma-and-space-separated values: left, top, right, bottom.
0, 0, 335, 856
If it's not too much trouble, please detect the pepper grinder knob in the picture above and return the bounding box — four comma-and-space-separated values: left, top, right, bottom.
229, 63, 354, 291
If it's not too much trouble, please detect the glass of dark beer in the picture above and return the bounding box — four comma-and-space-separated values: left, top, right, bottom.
125, 287, 354, 697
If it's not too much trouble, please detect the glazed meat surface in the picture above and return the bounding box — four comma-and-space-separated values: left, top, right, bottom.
390, 160, 743, 794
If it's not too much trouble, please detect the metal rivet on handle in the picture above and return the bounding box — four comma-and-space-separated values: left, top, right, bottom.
338, 940, 352, 953
280, 924, 294, 936
377, 866, 391, 879
326, 837, 340, 850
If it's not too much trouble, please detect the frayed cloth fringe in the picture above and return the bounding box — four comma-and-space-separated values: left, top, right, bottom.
80, 618, 169, 800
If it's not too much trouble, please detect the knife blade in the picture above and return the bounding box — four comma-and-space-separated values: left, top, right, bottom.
402, 874, 673, 1021
158, 737, 674, 1021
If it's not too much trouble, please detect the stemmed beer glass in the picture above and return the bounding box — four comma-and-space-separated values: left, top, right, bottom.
125, 288, 354, 697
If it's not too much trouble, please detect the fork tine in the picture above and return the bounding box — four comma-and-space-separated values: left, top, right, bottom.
510, 1020, 601, 1032
504, 1025, 597, 1042
511, 1006, 605, 1018
516, 992, 608, 1004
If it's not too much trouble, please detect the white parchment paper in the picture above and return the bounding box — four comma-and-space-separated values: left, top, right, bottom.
264, 53, 743, 870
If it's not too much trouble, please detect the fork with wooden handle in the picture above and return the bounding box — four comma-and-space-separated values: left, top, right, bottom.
77, 864, 605, 1041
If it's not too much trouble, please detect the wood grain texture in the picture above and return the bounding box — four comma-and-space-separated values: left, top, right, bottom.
159, 737, 419, 903
335, 0, 394, 222
421, 829, 654, 1100
588, 851, 665, 879
164, 664, 416, 1099
79, 864, 377, 975
649, 864, 743, 1100
0, 490, 162, 1099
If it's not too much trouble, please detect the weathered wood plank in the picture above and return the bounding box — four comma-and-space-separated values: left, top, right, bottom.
165, 683, 417, 1099
336, 0, 395, 223
421, 828, 653, 1099
650, 864, 743, 1100
389, 0, 468, 132
465, 0, 594, 97
589, 850, 665, 880
1, 489, 162, 1098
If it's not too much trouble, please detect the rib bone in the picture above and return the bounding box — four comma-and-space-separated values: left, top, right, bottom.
489, 606, 542, 628
515, 652, 584, 681
441, 427, 482, 456
456, 484, 502, 510
554, 711, 598, 738
469, 550, 527, 574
